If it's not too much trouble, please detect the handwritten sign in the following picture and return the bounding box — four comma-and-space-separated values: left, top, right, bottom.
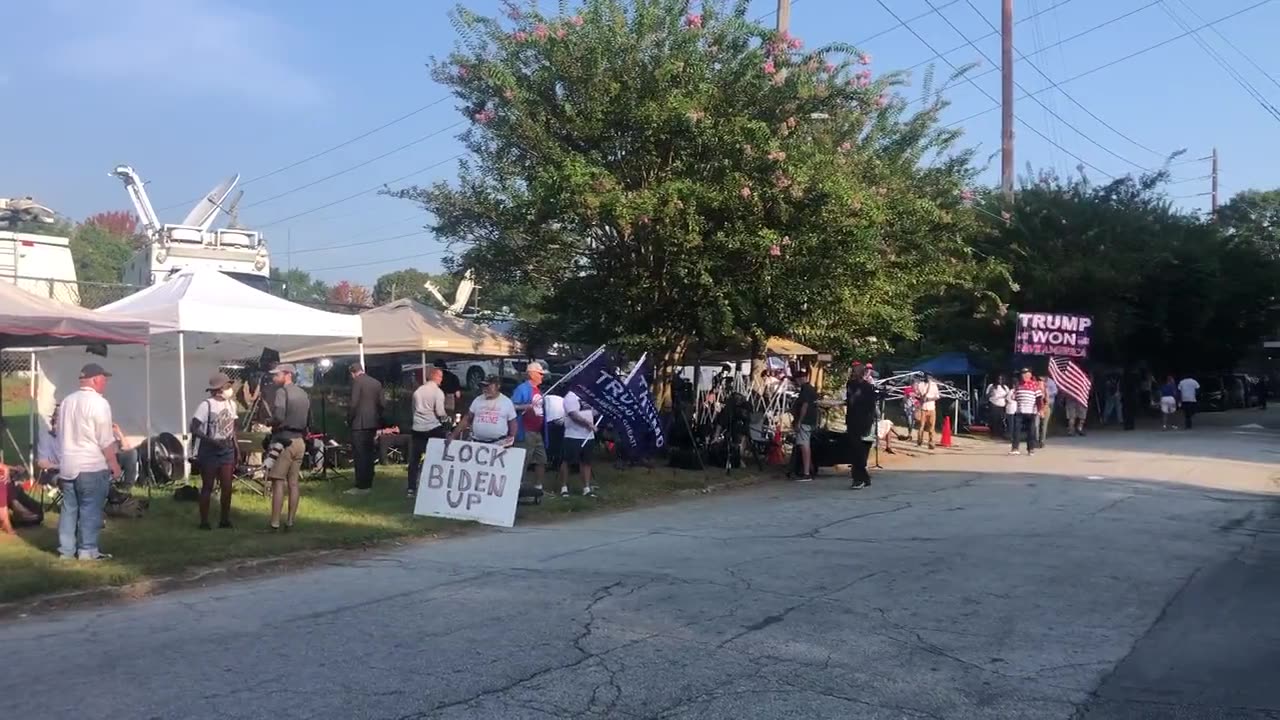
413, 439, 524, 527
1014, 312, 1093, 358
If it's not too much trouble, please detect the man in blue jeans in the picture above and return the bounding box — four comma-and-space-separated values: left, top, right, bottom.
56, 363, 122, 561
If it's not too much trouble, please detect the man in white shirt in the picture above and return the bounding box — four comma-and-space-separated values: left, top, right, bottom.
56, 363, 122, 561
1177, 375, 1201, 429
450, 375, 517, 446
913, 374, 941, 449
407, 367, 449, 498
559, 390, 597, 497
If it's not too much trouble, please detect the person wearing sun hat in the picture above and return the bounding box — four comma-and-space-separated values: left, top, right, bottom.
190, 371, 240, 530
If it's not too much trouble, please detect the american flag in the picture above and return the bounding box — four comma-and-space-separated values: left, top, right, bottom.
1048, 356, 1091, 406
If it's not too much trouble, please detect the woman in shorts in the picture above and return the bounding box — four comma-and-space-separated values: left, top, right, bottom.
1159, 375, 1179, 430
190, 372, 240, 530
559, 390, 597, 497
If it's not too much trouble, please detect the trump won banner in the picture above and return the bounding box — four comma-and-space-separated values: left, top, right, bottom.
1014, 312, 1093, 359
413, 439, 524, 527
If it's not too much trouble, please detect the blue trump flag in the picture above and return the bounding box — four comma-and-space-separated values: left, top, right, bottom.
623, 353, 665, 451
557, 346, 653, 451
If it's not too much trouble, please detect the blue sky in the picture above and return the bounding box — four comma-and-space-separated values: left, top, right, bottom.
3, 0, 1278, 286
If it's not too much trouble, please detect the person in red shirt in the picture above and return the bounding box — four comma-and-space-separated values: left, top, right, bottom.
511, 362, 549, 490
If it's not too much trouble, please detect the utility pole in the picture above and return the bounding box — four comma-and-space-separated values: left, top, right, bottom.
776, 0, 790, 33
1001, 0, 1015, 200
1211, 147, 1219, 221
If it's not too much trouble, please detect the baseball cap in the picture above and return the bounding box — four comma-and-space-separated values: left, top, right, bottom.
483, 374, 501, 386
272, 363, 296, 376
526, 361, 545, 375
79, 363, 111, 379
207, 371, 232, 390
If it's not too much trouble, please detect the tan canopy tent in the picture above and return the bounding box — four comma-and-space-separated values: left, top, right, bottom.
281, 298, 520, 361
685, 336, 819, 363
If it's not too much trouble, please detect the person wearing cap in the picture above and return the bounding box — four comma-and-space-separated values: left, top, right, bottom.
845, 362, 877, 489
790, 368, 818, 481
450, 375, 517, 446
345, 363, 386, 496
266, 363, 311, 531
1009, 367, 1044, 456
190, 372, 240, 530
55, 363, 122, 560
511, 361, 549, 490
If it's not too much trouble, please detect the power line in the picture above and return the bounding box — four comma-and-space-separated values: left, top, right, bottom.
243, 121, 464, 210
258, 153, 465, 229
289, 229, 427, 256
1170, 0, 1280, 94
946, 0, 1277, 127
302, 248, 450, 274
961, 0, 1166, 160
857, 0, 965, 45
1166, 174, 1212, 185
1157, 1, 1280, 123
896, 0, 1115, 177
157, 96, 454, 212
903, 0, 1078, 72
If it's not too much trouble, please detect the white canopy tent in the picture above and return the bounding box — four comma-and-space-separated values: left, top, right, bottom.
37, 270, 364, 459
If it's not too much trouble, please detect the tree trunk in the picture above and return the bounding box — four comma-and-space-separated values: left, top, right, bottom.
653, 337, 688, 412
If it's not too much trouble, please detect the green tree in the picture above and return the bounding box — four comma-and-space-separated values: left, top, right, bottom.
1218, 188, 1280, 257
270, 267, 329, 302
374, 268, 449, 305
391, 0, 998, 396
68, 222, 133, 285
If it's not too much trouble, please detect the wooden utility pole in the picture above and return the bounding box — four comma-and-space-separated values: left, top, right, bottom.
776, 0, 791, 33
1211, 147, 1219, 220
1001, 0, 1015, 200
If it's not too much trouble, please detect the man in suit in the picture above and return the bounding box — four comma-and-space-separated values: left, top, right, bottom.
345, 363, 385, 495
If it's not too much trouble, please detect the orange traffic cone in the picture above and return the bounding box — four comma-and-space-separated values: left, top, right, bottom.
767, 428, 786, 465
940, 416, 953, 448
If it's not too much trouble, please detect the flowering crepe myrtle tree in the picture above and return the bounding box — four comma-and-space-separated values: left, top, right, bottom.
390, 0, 1003, 399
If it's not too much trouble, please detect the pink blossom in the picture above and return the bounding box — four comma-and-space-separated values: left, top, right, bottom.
788, 37, 803, 50
773, 172, 792, 189
533, 23, 549, 40
763, 59, 776, 75
839, 141, 852, 153
473, 109, 495, 124
825, 62, 836, 73
556, 27, 567, 39
767, 150, 787, 161
858, 76, 871, 88
874, 94, 887, 108
457, 65, 469, 78
685, 13, 703, 29
858, 52, 872, 65
512, 30, 528, 42
571, 14, 584, 26
769, 244, 782, 257
740, 186, 753, 199
857, 69, 872, 80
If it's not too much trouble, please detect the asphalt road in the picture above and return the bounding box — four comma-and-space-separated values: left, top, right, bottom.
3, 415, 1280, 719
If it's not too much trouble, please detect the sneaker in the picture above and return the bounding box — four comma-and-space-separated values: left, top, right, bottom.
406, 489, 417, 499
582, 487, 596, 497
344, 488, 370, 496
928, 443, 935, 450
77, 552, 113, 561
796, 476, 814, 483
198, 522, 213, 531
850, 480, 869, 489
534, 484, 544, 492
560, 487, 570, 497
1009, 450, 1021, 456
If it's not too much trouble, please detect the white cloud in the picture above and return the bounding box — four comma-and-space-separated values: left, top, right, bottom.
46, 0, 326, 107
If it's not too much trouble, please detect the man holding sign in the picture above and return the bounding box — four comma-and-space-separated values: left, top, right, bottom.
559, 390, 597, 498
450, 375, 517, 447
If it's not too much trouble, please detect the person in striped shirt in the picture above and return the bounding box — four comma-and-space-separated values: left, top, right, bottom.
1009, 368, 1043, 456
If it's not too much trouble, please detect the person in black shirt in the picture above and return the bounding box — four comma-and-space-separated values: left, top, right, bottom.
846, 362, 878, 489
433, 360, 463, 416
791, 368, 819, 481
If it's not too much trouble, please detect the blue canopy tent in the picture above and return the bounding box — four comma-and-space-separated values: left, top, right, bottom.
912, 352, 987, 430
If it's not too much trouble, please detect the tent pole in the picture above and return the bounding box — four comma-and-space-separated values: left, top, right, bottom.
358, 337, 365, 367
29, 351, 37, 470
420, 351, 426, 383
145, 343, 152, 495
178, 331, 189, 481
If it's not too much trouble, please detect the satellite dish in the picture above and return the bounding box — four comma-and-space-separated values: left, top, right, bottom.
182, 174, 239, 230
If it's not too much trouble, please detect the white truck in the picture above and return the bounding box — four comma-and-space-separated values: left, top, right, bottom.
112, 166, 271, 292
0, 197, 80, 304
